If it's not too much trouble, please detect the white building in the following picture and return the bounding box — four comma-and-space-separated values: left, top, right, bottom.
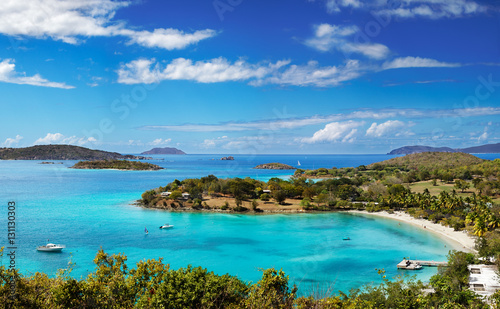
469, 264, 500, 297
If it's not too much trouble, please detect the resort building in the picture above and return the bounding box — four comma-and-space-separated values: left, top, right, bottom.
468, 264, 500, 297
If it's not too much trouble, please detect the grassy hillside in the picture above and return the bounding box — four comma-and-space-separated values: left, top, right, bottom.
368, 152, 484, 171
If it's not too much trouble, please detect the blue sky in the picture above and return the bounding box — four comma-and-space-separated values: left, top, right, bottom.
0, 0, 499, 154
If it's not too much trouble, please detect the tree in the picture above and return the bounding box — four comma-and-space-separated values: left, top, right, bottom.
260, 193, 270, 201
273, 190, 287, 205
169, 190, 182, 200
141, 190, 157, 206
315, 193, 328, 206
244, 268, 297, 309
454, 179, 470, 193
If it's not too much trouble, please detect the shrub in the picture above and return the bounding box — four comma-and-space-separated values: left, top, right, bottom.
260, 193, 270, 201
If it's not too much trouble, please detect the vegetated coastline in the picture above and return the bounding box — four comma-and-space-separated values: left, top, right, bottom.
254, 162, 296, 170
0, 145, 151, 160
138, 152, 500, 254
388, 142, 500, 154
71, 160, 163, 171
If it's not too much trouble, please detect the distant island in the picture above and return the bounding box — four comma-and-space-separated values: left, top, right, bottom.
141, 147, 186, 155
0, 145, 151, 160
221, 156, 234, 160
388, 142, 500, 155
70, 160, 163, 171
254, 163, 295, 170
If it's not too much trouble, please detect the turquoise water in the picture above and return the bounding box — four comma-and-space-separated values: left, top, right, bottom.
1, 154, 498, 294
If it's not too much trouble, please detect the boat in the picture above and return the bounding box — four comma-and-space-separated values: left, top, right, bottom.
297, 160, 301, 166
37, 243, 65, 252
343, 237, 350, 240
397, 259, 423, 270
159, 223, 174, 229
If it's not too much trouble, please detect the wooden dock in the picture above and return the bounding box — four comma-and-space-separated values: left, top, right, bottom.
412, 260, 447, 267
397, 259, 447, 270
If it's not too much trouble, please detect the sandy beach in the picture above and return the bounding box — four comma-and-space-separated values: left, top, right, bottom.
347, 210, 477, 253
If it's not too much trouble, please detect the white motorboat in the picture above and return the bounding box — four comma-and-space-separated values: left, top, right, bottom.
37, 243, 65, 252
159, 224, 174, 229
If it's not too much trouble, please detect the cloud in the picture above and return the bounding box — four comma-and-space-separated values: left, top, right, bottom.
304, 24, 390, 59
117, 57, 364, 87
376, 0, 488, 19
302, 121, 364, 143
34, 133, 96, 145
384, 79, 460, 86
254, 59, 364, 87
0, 0, 216, 49
123, 28, 217, 50
118, 55, 463, 88
117, 57, 285, 84
0, 59, 74, 88
382, 57, 461, 70
365, 120, 405, 137
312, 0, 489, 19
320, 0, 363, 13
3, 135, 23, 147
140, 107, 500, 132
150, 138, 172, 146
477, 127, 488, 143
201, 135, 275, 150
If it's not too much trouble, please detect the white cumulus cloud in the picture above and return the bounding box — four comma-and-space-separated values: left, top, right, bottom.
302, 121, 364, 143
123, 28, 217, 50
365, 120, 405, 137
3, 135, 23, 147
34, 133, 96, 145
0, 0, 216, 49
117, 57, 284, 85
0, 59, 74, 88
149, 138, 172, 146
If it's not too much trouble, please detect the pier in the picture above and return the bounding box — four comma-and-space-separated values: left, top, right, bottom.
397, 259, 447, 270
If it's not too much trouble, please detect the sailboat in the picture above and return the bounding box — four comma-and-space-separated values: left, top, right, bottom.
145, 227, 149, 234
297, 160, 301, 166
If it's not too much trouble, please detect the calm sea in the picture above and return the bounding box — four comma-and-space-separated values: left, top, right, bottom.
1, 153, 499, 294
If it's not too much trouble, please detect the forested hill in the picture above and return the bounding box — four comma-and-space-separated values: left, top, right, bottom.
388, 145, 456, 155
141, 147, 186, 155
0, 145, 150, 160
388, 142, 500, 154
369, 152, 484, 171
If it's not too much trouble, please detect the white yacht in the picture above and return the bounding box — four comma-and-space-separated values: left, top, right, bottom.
37, 243, 65, 252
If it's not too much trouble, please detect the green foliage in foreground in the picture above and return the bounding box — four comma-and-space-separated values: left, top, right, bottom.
71, 159, 163, 170
0, 248, 496, 308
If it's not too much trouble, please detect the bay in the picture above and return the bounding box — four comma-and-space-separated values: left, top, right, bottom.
1, 153, 498, 294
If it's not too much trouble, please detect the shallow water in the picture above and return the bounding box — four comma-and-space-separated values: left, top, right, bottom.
1, 154, 497, 294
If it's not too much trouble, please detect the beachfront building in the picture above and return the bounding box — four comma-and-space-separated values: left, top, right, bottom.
468, 264, 500, 297
161, 191, 172, 197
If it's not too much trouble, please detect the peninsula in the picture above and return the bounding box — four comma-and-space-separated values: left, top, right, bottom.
71, 160, 163, 170
0, 145, 151, 160
138, 152, 499, 254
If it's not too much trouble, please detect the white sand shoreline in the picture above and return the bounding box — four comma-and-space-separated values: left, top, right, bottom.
345, 210, 477, 253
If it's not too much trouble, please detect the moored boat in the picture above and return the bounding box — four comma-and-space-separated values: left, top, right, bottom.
159, 223, 174, 229
37, 243, 65, 252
